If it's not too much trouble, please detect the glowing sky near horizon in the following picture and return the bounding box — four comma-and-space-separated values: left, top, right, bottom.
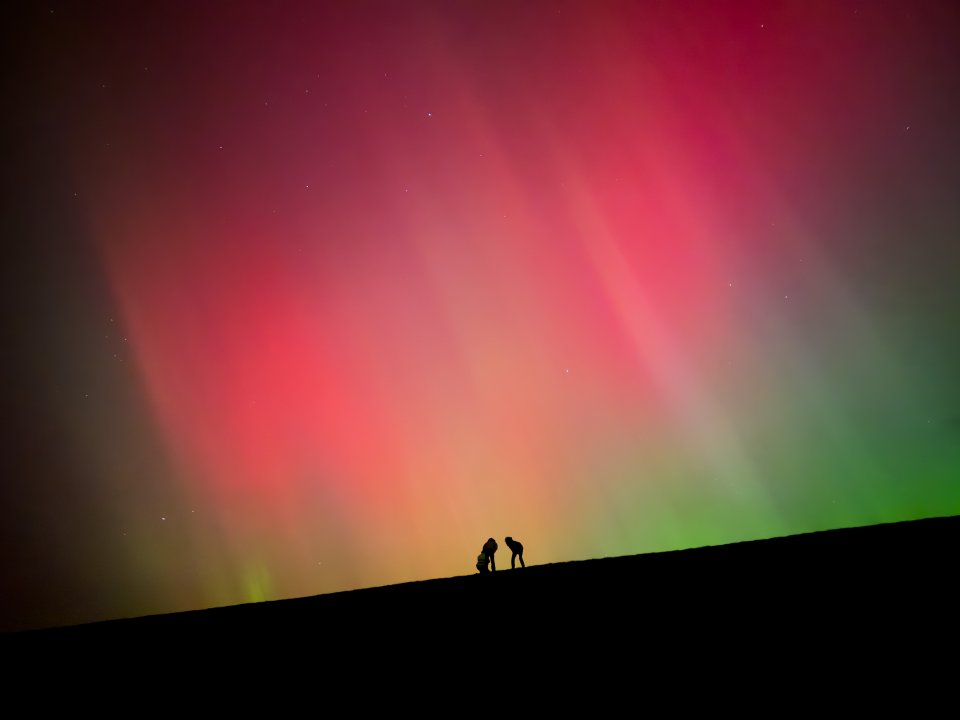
4, 1, 960, 631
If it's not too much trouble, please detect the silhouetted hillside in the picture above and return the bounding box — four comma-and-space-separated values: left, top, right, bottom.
10, 515, 957, 655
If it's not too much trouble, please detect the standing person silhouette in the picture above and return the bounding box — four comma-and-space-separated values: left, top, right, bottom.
482, 537, 498, 571
505, 536, 525, 568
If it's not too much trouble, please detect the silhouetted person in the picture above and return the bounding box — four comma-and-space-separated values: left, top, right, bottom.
482, 537, 498, 571
505, 536, 525, 568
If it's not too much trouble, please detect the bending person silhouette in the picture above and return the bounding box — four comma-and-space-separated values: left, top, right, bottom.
482, 537, 498, 571
505, 536, 525, 568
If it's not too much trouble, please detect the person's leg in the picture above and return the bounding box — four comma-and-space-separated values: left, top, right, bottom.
511, 551, 517, 569
519, 552, 525, 568
491, 555, 496, 571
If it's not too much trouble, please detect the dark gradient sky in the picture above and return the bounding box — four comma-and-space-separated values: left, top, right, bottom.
4, 1, 960, 632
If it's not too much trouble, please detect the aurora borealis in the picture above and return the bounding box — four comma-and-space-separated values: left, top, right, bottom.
4, 1, 959, 632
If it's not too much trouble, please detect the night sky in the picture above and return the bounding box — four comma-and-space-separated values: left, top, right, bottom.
4, 1, 959, 632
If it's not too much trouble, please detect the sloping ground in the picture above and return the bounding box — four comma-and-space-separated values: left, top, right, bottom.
12, 514, 957, 649
6, 514, 958, 703
5, 516, 955, 706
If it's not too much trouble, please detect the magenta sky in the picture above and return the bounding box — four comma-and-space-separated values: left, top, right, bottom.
4, 1, 960, 631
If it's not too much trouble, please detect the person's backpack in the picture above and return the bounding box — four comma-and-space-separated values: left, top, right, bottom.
476, 552, 487, 566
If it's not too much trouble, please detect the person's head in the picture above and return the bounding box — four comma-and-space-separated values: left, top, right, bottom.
487, 537, 495, 543
505, 536, 513, 543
